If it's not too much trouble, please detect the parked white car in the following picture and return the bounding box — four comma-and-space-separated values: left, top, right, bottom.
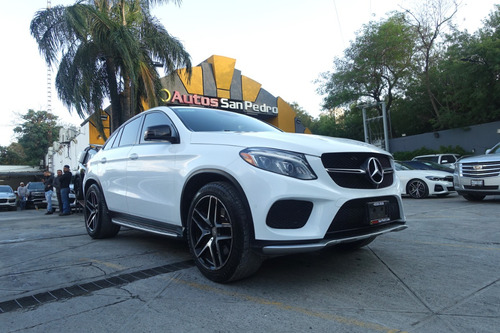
395, 161, 455, 198
454, 142, 500, 201
84, 106, 407, 282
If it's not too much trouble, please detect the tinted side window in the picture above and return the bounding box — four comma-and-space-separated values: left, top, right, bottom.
140, 112, 176, 144
103, 128, 121, 150
111, 128, 124, 149
119, 117, 141, 147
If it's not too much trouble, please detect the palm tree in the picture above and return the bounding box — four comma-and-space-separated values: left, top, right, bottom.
30, 0, 191, 135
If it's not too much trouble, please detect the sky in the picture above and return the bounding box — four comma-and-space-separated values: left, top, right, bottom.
0, 0, 497, 146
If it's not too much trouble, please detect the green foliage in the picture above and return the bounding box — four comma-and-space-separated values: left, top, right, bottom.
13, 110, 61, 167
318, 4, 500, 138
30, 0, 191, 133
317, 13, 417, 114
0, 143, 25, 165
393, 145, 467, 160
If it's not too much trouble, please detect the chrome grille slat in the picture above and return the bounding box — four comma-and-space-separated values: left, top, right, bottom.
460, 162, 500, 178
321, 153, 394, 189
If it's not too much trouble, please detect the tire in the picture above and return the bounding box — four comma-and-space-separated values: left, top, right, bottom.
186, 181, 262, 283
74, 175, 83, 200
84, 184, 120, 239
335, 236, 376, 251
463, 194, 485, 201
407, 179, 429, 199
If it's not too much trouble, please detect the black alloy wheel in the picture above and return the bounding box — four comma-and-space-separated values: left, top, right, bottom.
187, 181, 262, 283
407, 179, 429, 199
84, 184, 120, 239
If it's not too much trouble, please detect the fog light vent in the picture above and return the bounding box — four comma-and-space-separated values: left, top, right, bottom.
266, 200, 313, 229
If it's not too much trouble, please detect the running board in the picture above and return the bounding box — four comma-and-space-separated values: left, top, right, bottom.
111, 214, 183, 239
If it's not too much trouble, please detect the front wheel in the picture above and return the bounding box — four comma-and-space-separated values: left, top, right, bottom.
407, 179, 429, 199
84, 184, 120, 239
186, 181, 262, 283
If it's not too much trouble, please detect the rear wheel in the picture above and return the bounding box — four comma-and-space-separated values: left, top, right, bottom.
463, 194, 485, 201
407, 179, 429, 199
186, 181, 262, 283
84, 184, 120, 239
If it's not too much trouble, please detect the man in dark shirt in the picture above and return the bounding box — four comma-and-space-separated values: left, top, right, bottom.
43, 171, 55, 215
53, 169, 63, 212
59, 165, 73, 216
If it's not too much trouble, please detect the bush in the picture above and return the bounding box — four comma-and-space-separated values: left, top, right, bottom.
393, 145, 466, 161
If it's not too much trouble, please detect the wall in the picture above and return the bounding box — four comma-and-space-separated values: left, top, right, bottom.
46, 124, 90, 174
389, 121, 500, 155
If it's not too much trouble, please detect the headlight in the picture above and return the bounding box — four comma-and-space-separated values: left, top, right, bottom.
425, 176, 447, 181
240, 148, 317, 180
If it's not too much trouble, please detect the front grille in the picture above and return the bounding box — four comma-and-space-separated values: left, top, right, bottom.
321, 152, 394, 189
463, 185, 499, 190
459, 161, 500, 178
0, 199, 7, 203
326, 196, 401, 237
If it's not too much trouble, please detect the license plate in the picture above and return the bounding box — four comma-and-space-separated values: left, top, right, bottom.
471, 179, 484, 186
367, 201, 390, 225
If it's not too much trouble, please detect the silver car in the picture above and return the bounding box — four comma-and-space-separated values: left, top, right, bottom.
454, 142, 500, 201
0, 185, 17, 211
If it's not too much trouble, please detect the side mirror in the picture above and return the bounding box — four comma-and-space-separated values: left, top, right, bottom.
144, 125, 179, 143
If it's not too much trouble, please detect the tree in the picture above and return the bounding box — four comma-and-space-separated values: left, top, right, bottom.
0, 143, 26, 165
318, 13, 417, 117
402, 0, 458, 128
30, 0, 192, 135
13, 110, 61, 167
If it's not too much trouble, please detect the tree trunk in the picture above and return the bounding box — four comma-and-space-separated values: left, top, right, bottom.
105, 58, 122, 133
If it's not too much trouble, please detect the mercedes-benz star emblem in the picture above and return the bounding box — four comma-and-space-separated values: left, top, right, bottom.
366, 157, 384, 185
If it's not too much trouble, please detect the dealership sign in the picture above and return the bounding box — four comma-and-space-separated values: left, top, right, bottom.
160, 89, 278, 116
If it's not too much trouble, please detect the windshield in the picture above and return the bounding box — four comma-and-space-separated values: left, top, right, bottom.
0, 186, 13, 193
395, 162, 411, 171
172, 107, 281, 133
28, 182, 44, 190
488, 143, 500, 154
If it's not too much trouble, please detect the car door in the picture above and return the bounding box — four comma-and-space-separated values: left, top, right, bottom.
125, 111, 180, 223
97, 116, 141, 213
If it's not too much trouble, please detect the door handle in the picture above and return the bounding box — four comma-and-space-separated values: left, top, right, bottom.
129, 153, 139, 160
100, 157, 107, 164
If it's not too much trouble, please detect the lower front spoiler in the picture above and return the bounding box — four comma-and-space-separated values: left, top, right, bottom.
260, 223, 407, 255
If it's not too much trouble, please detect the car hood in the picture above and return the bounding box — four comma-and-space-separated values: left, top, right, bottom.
459, 154, 500, 163
189, 131, 389, 157
0, 192, 15, 198
397, 169, 452, 178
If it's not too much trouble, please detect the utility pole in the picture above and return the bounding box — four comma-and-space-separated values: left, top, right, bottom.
46, 0, 52, 113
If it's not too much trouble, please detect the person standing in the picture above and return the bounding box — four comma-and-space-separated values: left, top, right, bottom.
17, 182, 28, 210
43, 171, 55, 215
53, 169, 63, 213
59, 165, 73, 216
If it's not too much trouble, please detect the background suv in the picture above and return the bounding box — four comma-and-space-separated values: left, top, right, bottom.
0, 185, 17, 211
412, 154, 460, 169
84, 106, 407, 282
454, 142, 500, 201
26, 182, 46, 208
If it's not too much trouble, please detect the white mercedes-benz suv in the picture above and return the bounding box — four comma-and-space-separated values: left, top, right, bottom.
83, 106, 407, 282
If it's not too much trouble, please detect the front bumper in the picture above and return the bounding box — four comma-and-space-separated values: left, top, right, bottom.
259, 223, 407, 255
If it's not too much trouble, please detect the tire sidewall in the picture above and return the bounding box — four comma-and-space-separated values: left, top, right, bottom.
407, 179, 428, 199
186, 182, 250, 282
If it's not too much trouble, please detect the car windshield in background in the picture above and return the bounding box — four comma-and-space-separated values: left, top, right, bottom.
488, 143, 500, 154
0, 186, 13, 193
28, 183, 44, 190
172, 107, 281, 132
